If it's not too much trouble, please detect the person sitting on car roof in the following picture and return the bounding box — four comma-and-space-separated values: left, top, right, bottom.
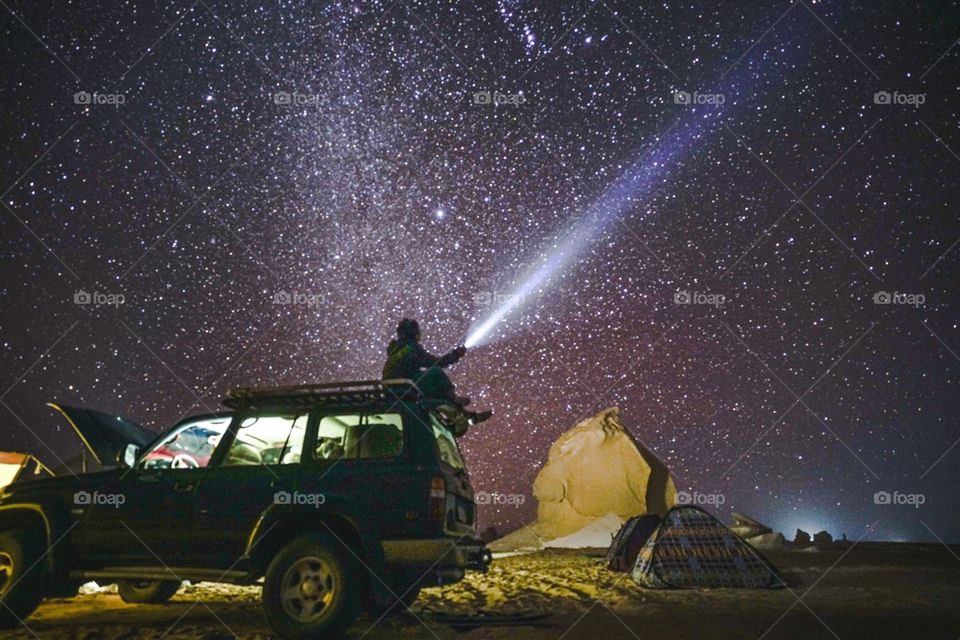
382, 318, 492, 425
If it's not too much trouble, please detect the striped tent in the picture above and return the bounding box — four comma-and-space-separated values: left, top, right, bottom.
630, 505, 785, 589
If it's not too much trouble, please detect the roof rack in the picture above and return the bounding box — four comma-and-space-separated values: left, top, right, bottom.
222, 379, 422, 411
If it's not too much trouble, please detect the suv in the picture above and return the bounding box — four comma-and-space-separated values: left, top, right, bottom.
0, 380, 490, 638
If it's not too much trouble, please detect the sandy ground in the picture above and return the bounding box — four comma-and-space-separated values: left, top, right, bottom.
8, 543, 960, 640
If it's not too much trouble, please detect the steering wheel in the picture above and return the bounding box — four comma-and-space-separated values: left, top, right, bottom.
171, 453, 200, 469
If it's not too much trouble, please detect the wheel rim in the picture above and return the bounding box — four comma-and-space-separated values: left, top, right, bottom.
0, 552, 14, 595
280, 556, 336, 623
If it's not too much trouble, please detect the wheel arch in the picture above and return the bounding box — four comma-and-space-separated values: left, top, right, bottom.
0, 504, 54, 572
244, 508, 375, 577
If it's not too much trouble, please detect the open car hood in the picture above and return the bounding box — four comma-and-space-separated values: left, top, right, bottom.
47, 403, 156, 466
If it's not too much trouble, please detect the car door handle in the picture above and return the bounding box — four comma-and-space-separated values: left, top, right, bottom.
174, 480, 195, 492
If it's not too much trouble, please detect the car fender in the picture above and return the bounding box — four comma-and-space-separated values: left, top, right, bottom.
0, 502, 62, 572
243, 502, 388, 575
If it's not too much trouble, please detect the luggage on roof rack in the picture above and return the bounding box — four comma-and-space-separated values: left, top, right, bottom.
222, 379, 421, 410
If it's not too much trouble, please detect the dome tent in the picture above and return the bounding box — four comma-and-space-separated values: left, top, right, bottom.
606, 514, 662, 572
630, 505, 786, 589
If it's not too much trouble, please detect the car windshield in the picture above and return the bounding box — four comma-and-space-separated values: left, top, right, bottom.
429, 411, 466, 471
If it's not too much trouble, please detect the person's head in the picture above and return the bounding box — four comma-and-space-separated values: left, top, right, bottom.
396, 318, 421, 342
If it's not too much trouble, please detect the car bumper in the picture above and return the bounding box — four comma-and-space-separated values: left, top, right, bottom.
381, 537, 491, 572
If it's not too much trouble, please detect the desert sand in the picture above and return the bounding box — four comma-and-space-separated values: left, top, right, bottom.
7, 542, 960, 640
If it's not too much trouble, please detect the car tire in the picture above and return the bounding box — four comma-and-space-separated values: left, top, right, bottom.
262, 534, 361, 640
117, 579, 182, 604
0, 529, 45, 629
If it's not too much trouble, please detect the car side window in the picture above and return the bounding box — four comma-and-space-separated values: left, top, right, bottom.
314, 413, 403, 461
222, 414, 309, 466
140, 416, 232, 470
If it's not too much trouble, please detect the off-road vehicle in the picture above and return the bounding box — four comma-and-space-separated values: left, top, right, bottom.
0, 380, 489, 638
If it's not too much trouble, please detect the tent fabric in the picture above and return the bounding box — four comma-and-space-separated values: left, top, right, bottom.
630, 505, 785, 589
606, 514, 662, 572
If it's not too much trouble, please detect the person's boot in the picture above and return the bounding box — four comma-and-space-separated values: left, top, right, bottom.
467, 410, 493, 426
454, 395, 472, 407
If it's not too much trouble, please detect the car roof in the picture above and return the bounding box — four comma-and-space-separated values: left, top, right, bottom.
222, 379, 422, 412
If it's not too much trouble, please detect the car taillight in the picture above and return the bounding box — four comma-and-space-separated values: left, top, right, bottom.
429, 477, 446, 524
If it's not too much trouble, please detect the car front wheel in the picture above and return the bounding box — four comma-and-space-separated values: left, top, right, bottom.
262, 534, 360, 640
117, 579, 182, 604
0, 529, 45, 628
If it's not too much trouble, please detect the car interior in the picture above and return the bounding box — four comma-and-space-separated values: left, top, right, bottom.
140, 417, 232, 469
224, 415, 309, 466
138, 411, 405, 468
315, 413, 403, 461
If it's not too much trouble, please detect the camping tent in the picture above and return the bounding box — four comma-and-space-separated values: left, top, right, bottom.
0, 452, 53, 488
606, 514, 661, 572
630, 505, 785, 588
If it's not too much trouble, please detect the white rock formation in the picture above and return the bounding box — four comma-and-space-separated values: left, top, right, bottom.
730, 512, 774, 539
545, 512, 626, 549
490, 407, 676, 551
745, 532, 786, 550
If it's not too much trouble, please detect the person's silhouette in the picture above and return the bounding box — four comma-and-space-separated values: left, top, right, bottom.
382, 318, 492, 425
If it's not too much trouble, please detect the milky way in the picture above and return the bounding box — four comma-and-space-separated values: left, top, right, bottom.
1, 1, 959, 542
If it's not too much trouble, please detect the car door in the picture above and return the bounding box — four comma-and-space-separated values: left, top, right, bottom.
82, 466, 206, 567
72, 414, 233, 568
302, 408, 417, 537
192, 412, 310, 569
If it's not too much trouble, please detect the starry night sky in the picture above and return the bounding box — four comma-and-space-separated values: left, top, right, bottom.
1, 1, 959, 543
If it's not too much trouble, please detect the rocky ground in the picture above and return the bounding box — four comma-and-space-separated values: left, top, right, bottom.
9, 543, 960, 640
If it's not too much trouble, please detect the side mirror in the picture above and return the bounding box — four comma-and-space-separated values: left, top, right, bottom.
118, 443, 140, 468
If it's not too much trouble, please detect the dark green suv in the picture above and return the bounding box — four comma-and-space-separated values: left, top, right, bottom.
0, 380, 489, 638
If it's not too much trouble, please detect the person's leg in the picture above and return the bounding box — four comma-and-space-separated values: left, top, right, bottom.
418, 368, 491, 427
416, 367, 457, 402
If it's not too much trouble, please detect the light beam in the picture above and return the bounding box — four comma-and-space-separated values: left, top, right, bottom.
465, 104, 725, 348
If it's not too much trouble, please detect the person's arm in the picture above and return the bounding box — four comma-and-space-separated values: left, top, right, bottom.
410, 343, 465, 369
